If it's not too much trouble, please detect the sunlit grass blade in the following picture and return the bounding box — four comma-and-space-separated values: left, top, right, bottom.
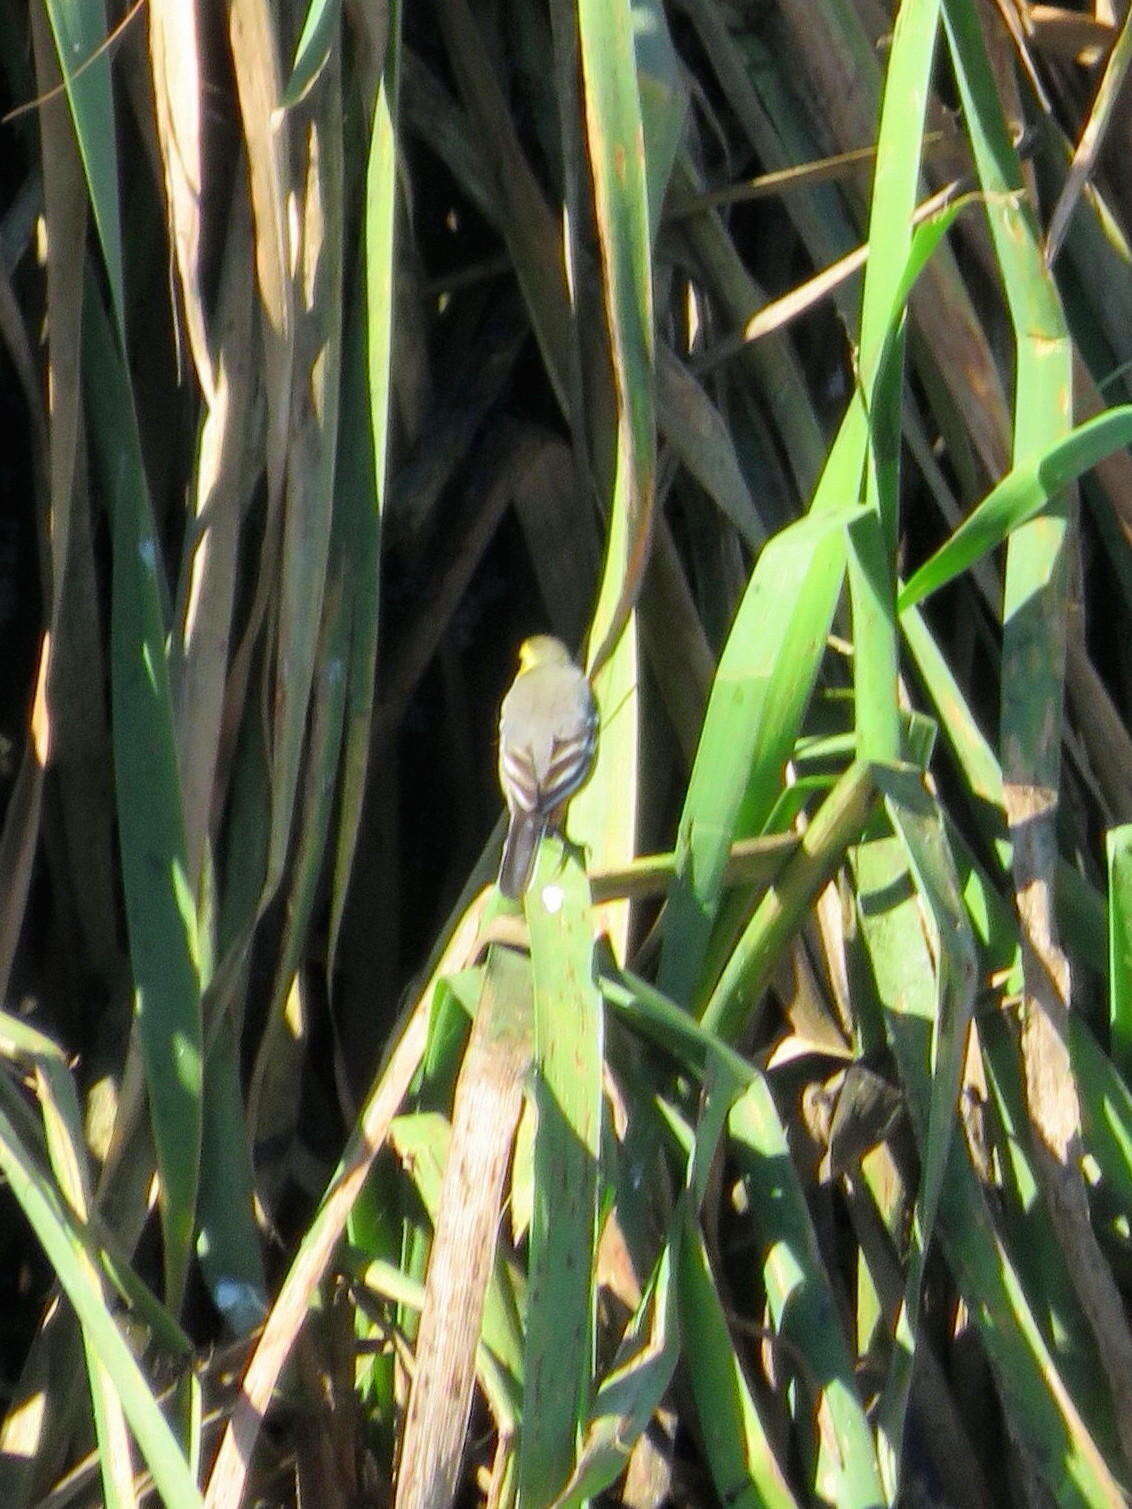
701, 760, 874, 1042
898, 601, 1009, 870
872, 765, 977, 1492
899, 407, 1132, 611
572, 0, 666, 948
677, 1207, 798, 1508
170, 188, 257, 891
855, 833, 1124, 1500
554, 1244, 678, 1502
1108, 825, 1132, 1079
282, 0, 344, 107
944, 0, 1132, 1458
228, 0, 293, 487
389, 1106, 525, 1387
148, 0, 211, 397
848, 0, 939, 763
979, 1013, 1119, 1448
660, 507, 853, 1010
0, 1013, 136, 1507
661, 192, 969, 1014
518, 838, 603, 1501
1071, 1015, 1132, 1215
730, 1080, 883, 1505
599, 968, 883, 1501
204, 938, 443, 1508
0, 1098, 202, 1506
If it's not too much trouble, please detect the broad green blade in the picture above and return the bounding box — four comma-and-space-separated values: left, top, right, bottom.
83, 278, 202, 1309
518, 837, 603, 1502
572, 0, 661, 951
677, 1209, 798, 1509
660, 506, 853, 1010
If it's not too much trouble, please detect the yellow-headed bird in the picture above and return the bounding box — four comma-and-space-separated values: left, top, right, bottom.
497, 636, 598, 898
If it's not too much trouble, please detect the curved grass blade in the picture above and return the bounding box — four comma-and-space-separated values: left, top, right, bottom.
898, 406, 1132, 612
0, 1014, 136, 1507
575, 0, 659, 676
571, 0, 666, 952
660, 194, 968, 1013
659, 507, 853, 1011
282, 0, 345, 108
0, 1100, 202, 1506
943, 1, 1132, 1453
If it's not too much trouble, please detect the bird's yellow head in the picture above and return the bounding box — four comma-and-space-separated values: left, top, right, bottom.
517, 635, 574, 673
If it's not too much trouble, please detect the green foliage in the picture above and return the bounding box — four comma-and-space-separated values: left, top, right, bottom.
2, 0, 1132, 1503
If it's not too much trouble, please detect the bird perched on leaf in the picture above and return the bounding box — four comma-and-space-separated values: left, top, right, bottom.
497, 635, 598, 899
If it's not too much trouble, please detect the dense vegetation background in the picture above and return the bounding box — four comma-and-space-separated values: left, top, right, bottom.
2, 0, 1132, 1503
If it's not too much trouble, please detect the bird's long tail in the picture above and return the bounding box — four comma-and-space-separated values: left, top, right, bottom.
498, 811, 547, 898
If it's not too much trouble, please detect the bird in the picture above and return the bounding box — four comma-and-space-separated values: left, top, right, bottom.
496, 635, 598, 899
